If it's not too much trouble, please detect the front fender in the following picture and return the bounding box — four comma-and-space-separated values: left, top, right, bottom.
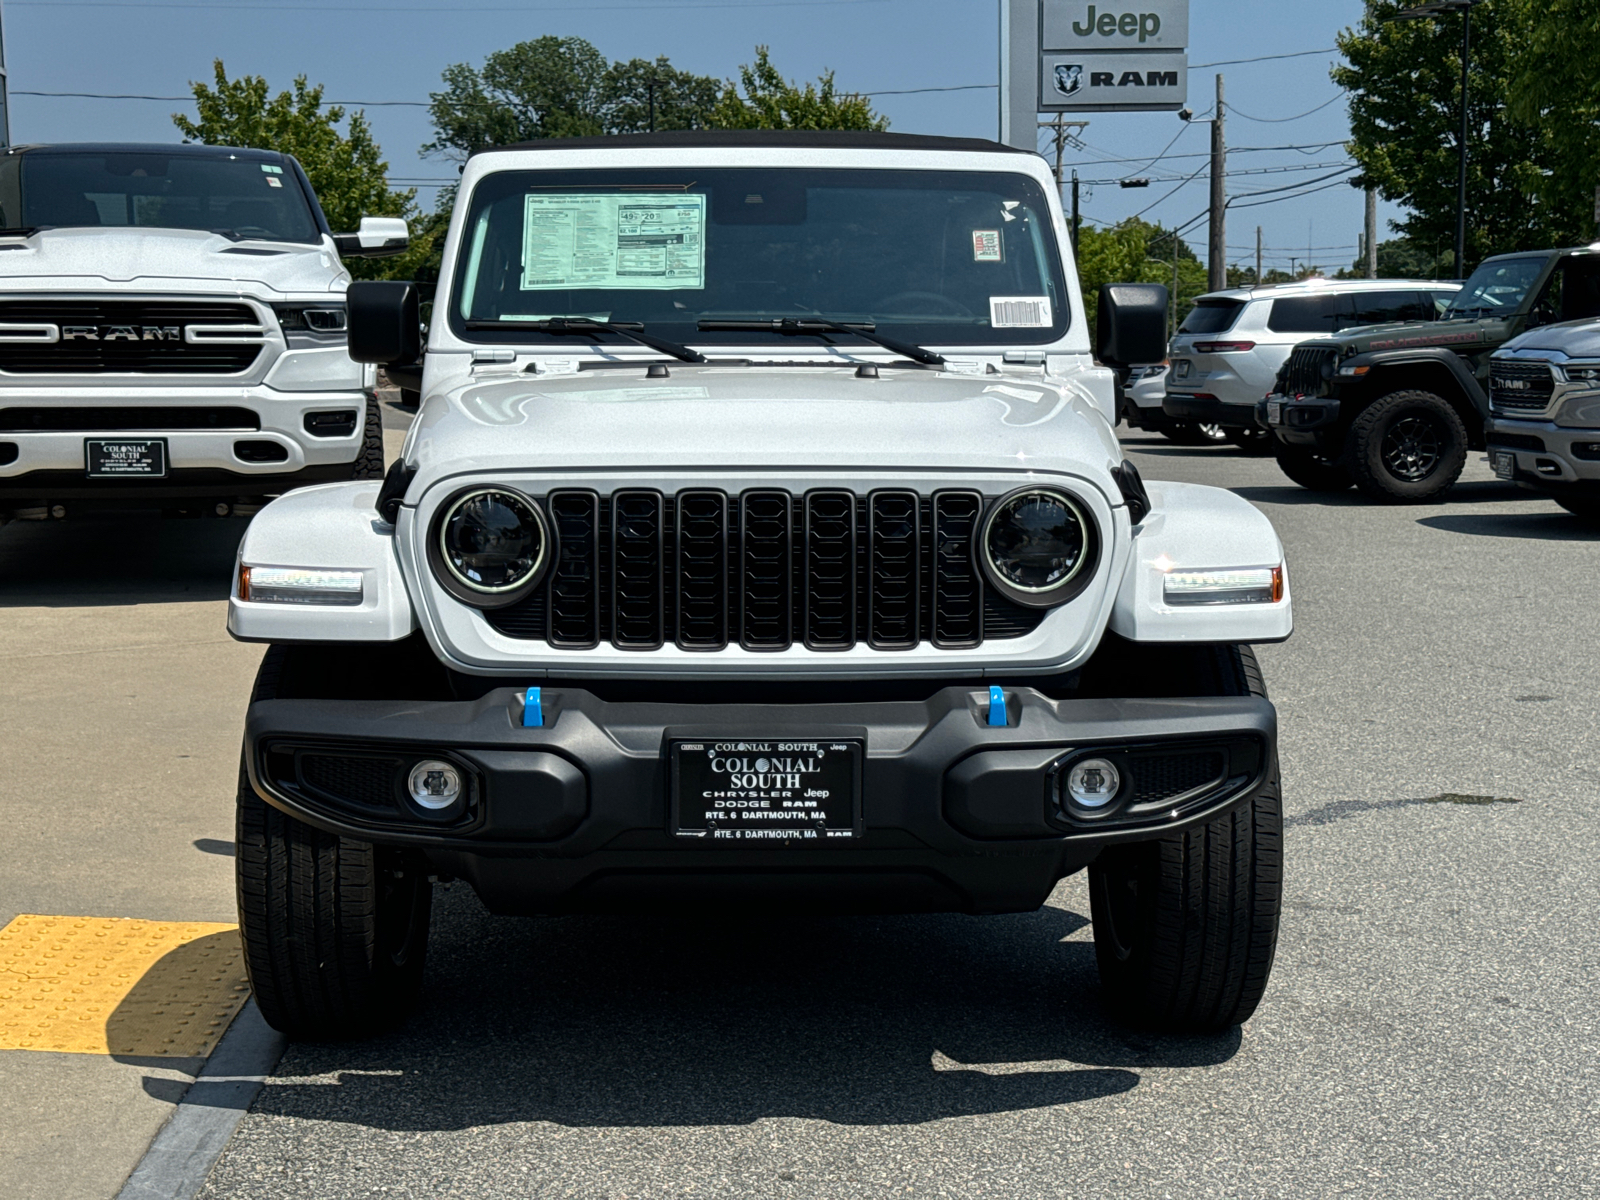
1342, 346, 1489, 419
1110, 482, 1292, 644
228, 481, 418, 643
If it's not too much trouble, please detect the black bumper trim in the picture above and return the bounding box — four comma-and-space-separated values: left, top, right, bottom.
244, 685, 1277, 915
1162, 394, 1257, 426
0, 462, 357, 504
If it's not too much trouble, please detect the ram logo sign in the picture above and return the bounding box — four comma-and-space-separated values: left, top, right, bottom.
1040, 51, 1187, 111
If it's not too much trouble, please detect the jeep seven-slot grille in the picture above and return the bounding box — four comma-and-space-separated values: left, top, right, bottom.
1489, 360, 1556, 413
1278, 346, 1339, 398
484, 489, 1048, 651
0, 300, 262, 374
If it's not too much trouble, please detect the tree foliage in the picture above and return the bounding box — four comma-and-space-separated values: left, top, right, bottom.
1075, 217, 1206, 331
1335, 0, 1599, 270
706, 47, 887, 131
424, 38, 886, 160
173, 61, 431, 281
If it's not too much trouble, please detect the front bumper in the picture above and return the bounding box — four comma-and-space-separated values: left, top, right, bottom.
0, 384, 369, 505
1259, 394, 1342, 447
1486, 416, 1600, 495
245, 685, 1277, 916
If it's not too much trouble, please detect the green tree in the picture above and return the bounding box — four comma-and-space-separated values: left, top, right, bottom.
1507, 0, 1600, 243
1076, 217, 1205, 331
604, 56, 726, 134
705, 46, 887, 131
1333, 2, 1549, 269
173, 61, 430, 281
424, 37, 614, 159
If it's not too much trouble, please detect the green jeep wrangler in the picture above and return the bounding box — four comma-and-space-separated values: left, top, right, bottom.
1261, 246, 1600, 502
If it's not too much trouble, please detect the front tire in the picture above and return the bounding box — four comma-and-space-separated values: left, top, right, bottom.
1088, 645, 1283, 1033
1555, 494, 1600, 523
1274, 445, 1352, 492
235, 649, 430, 1039
1345, 390, 1468, 503
352, 393, 386, 481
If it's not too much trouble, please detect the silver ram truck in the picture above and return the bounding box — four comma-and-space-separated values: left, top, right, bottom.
0, 142, 408, 522
1487, 317, 1600, 521
227, 131, 1293, 1039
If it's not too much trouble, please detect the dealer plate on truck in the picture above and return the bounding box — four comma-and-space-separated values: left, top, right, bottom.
669, 739, 863, 844
85, 438, 167, 478
1492, 452, 1516, 480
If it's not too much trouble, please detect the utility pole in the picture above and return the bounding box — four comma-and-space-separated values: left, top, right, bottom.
1208, 74, 1227, 292
1172, 235, 1181, 337
1256, 226, 1263, 287
0, 0, 10, 149
647, 74, 657, 133
1365, 188, 1378, 278
1037, 115, 1088, 250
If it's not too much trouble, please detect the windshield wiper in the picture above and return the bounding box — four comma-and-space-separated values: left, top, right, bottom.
697, 317, 945, 366
464, 317, 706, 364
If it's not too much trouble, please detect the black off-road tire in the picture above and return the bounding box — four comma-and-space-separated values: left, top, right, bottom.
1225, 426, 1276, 455
352, 393, 386, 481
1555, 495, 1600, 524
1088, 645, 1283, 1033
1345, 389, 1468, 503
235, 647, 431, 1039
1274, 446, 1352, 492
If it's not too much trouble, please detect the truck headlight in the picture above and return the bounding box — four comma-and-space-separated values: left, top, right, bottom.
238, 566, 364, 606
429, 487, 553, 607
1163, 565, 1284, 607
1561, 363, 1600, 384
978, 487, 1095, 608
273, 304, 347, 333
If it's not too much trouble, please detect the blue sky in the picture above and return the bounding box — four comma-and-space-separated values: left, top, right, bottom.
4, 0, 1400, 276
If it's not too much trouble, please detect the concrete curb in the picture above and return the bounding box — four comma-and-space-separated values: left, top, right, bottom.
114, 1000, 286, 1200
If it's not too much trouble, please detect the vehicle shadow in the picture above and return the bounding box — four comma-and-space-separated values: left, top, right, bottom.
234, 886, 1241, 1131
1416, 511, 1600, 540
1230, 480, 1527, 508
0, 512, 242, 607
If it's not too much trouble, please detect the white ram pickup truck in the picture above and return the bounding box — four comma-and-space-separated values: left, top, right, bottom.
227, 131, 1293, 1039
0, 142, 408, 521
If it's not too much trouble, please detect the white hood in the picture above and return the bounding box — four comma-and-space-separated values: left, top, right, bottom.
404, 363, 1123, 495
0, 226, 345, 295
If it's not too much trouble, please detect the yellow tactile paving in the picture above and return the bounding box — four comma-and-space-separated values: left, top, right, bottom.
0, 915, 249, 1057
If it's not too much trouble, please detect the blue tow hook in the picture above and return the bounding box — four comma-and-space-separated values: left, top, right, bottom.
987, 685, 1008, 728
523, 686, 543, 728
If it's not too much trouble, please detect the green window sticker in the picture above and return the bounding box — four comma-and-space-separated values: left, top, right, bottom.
520, 193, 705, 291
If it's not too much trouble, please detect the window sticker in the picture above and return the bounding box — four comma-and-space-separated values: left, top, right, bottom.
972, 230, 1002, 262
989, 296, 1053, 328
260, 164, 283, 174
521, 193, 706, 291
265, 177, 282, 188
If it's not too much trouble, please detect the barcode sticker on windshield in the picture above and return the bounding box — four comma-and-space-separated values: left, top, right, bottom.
990, 296, 1052, 328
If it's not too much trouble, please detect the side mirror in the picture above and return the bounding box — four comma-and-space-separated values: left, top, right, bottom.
333, 216, 410, 259
1097, 283, 1170, 368
348, 281, 421, 365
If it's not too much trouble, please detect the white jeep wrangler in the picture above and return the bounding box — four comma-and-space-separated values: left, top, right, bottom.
228, 131, 1292, 1039
0, 142, 408, 521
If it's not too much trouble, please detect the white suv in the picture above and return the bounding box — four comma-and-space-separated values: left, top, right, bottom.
0, 142, 408, 522
1164, 278, 1459, 447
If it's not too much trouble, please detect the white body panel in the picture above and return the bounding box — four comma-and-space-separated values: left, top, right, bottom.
1111, 482, 1292, 643
228, 482, 417, 643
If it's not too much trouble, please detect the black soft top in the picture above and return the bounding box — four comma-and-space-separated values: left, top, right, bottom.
2, 142, 292, 163
469, 129, 1036, 159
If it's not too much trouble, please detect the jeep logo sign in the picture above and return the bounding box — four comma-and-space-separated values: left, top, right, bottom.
1043, 0, 1189, 50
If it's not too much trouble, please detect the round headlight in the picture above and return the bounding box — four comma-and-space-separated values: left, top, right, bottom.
979, 488, 1094, 607
431, 487, 552, 606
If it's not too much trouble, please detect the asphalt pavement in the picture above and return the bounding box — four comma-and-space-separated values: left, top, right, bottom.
4, 413, 1597, 1198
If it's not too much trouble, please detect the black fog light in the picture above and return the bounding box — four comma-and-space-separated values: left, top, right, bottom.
303, 409, 358, 438
1535, 458, 1563, 476
234, 439, 289, 463
406, 759, 465, 819
1054, 753, 1129, 822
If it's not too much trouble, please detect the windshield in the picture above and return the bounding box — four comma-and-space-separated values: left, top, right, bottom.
1444, 256, 1545, 317
450, 167, 1070, 348
0, 151, 321, 243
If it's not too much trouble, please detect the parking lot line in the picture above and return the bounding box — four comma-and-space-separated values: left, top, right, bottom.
0, 916, 248, 1058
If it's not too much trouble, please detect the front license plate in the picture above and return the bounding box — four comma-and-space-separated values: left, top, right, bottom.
1492, 451, 1516, 480
670, 739, 863, 845
85, 438, 167, 478
1266, 401, 1283, 426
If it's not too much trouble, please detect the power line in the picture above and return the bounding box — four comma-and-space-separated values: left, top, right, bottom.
15, 90, 427, 105
1227, 93, 1346, 124
1191, 47, 1340, 69
1227, 174, 1360, 211
860, 83, 994, 96
14, 0, 884, 9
